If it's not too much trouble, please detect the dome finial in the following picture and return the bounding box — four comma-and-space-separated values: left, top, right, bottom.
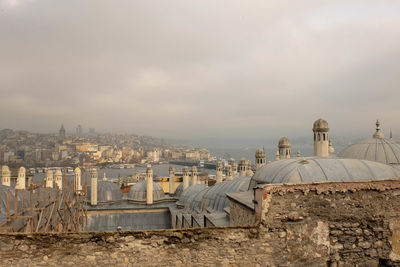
373, 120, 384, 139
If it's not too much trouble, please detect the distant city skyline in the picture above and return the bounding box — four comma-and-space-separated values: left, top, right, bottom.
1, 1, 399, 139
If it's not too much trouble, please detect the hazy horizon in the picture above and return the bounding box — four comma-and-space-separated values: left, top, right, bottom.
1, 1, 399, 140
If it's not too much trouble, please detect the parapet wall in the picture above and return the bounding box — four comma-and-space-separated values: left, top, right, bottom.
2, 179, 400, 266
253, 179, 400, 266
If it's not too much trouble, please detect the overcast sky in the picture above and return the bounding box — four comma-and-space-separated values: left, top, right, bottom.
0, 0, 399, 141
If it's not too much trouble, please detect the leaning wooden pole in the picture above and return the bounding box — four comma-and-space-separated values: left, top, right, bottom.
13, 189, 18, 232
6, 190, 10, 229
63, 168, 67, 232
30, 185, 34, 232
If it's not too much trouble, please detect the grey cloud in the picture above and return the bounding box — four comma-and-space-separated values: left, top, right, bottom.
0, 0, 400, 140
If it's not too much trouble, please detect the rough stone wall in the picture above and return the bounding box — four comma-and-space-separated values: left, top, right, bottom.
2, 180, 400, 266
0, 227, 275, 267
259, 180, 400, 266
230, 199, 256, 226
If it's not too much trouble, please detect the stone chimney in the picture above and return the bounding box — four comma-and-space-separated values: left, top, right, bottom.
169, 166, 175, 194
313, 118, 329, 157
216, 161, 223, 183
1, 165, 11, 186
191, 166, 198, 185
45, 170, 53, 188
182, 166, 189, 191
16, 167, 26, 190
146, 165, 153, 205
90, 168, 98, 206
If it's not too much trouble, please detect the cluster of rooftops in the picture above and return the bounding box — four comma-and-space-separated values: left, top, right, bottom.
1, 119, 400, 229
85, 118, 400, 227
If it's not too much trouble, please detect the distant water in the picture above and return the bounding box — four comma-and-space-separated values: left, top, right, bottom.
32, 163, 216, 184
32, 145, 345, 184
208, 145, 345, 163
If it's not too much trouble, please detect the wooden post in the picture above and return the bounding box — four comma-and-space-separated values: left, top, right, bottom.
21, 189, 25, 231
63, 169, 67, 232
13, 189, 18, 232
6, 190, 10, 227
54, 187, 59, 232
30, 186, 34, 232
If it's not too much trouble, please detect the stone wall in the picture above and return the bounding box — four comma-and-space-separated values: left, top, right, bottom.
229, 198, 256, 226
256, 179, 400, 266
2, 180, 400, 266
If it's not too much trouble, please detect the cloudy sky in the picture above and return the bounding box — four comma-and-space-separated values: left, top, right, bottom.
0, 0, 399, 141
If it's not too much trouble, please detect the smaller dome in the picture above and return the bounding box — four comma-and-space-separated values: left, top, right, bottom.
216, 161, 223, 168
1, 165, 10, 175
87, 181, 123, 203
255, 148, 266, 158
278, 137, 291, 148
128, 179, 165, 202
175, 181, 192, 197
176, 183, 207, 207
191, 166, 198, 172
313, 118, 329, 132
239, 158, 247, 165
169, 165, 174, 171
182, 166, 189, 172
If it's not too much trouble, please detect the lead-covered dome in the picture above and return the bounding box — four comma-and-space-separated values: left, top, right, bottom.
87, 181, 123, 203
255, 148, 266, 158
176, 183, 207, 207
174, 181, 192, 197
128, 179, 165, 202
339, 121, 400, 165
278, 137, 291, 148
313, 118, 329, 132
249, 157, 400, 189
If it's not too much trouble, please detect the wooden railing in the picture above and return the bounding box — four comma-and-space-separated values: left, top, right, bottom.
0, 169, 88, 233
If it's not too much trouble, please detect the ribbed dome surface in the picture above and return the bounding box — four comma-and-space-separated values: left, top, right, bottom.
181, 176, 251, 213
278, 137, 291, 148
87, 181, 123, 203
174, 181, 192, 197
249, 157, 400, 189
176, 183, 207, 206
255, 148, 266, 157
313, 118, 329, 131
128, 179, 165, 202
339, 138, 400, 165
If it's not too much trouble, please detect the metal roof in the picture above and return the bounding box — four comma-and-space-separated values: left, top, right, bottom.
87, 181, 123, 204
249, 157, 400, 189
339, 137, 400, 165
86, 210, 171, 231
174, 181, 192, 198
127, 179, 165, 202
176, 183, 206, 207
180, 175, 251, 214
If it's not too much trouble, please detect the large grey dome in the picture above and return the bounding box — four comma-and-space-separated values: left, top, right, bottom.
128, 179, 165, 202
339, 121, 400, 165
174, 181, 192, 197
87, 181, 123, 203
249, 157, 400, 189
176, 183, 207, 207
339, 138, 400, 165
181, 176, 251, 214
